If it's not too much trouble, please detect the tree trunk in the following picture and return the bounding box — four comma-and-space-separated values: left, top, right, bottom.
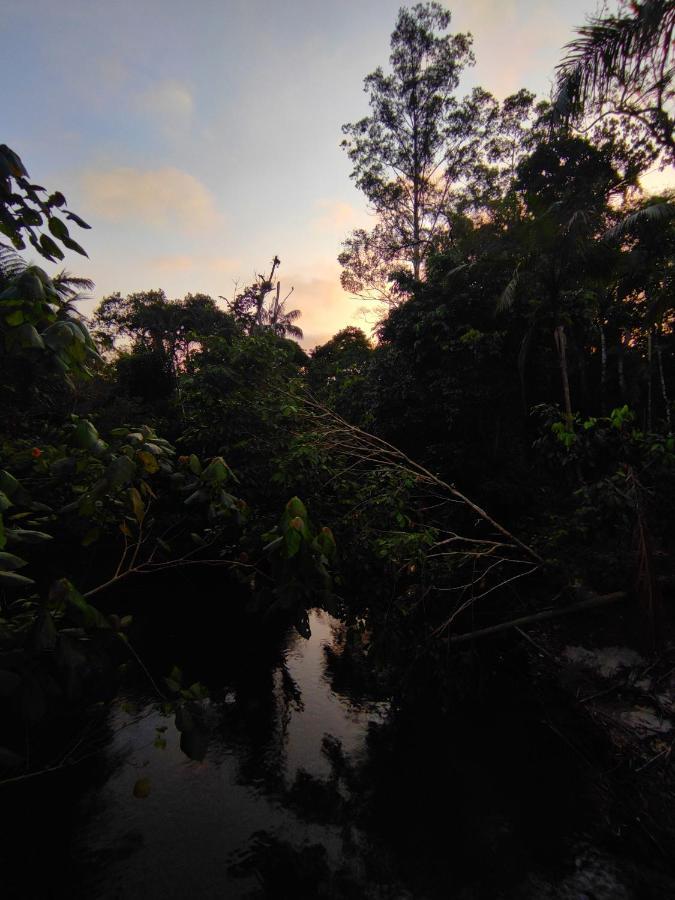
554, 324, 573, 422
647, 326, 653, 432
617, 331, 626, 398
656, 324, 671, 433
599, 321, 607, 415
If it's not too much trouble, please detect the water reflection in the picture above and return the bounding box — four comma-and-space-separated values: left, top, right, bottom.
75, 609, 388, 899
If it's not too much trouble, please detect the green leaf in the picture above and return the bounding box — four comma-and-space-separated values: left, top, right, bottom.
39, 233, 65, 261
188, 454, 201, 475
0, 492, 12, 513
106, 454, 137, 488
0, 471, 20, 498
4, 310, 24, 326
60, 579, 109, 629
72, 419, 100, 450
202, 457, 229, 484
6, 528, 52, 544
284, 526, 302, 558
0, 570, 35, 589
48, 216, 70, 240
286, 496, 308, 520
15, 323, 45, 350
0, 551, 27, 571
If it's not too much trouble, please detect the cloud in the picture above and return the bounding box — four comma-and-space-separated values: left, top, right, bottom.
136, 79, 194, 136
80, 166, 223, 233
448, 1, 572, 99
312, 199, 370, 233
280, 260, 378, 350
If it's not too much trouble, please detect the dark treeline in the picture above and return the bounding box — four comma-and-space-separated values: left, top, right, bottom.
0, 1, 674, 895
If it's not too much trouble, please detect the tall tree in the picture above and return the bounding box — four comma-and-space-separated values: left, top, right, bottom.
340, 2, 474, 302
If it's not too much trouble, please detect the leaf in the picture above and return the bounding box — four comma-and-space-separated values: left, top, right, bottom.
0, 471, 21, 498
5, 528, 52, 544
61, 235, 88, 257
38, 233, 64, 261
137, 450, 159, 474
133, 777, 151, 799
188, 454, 201, 475
4, 309, 24, 326
286, 496, 308, 520
48, 217, 70, 241
128, 487, 145, 524
0, 492, 12, 513
64, 211, 92, 229
72, 419, 100, 451
202, 457, 229, 484
284, 527, 302, 558
0, 551, 27, 570
106, 454, 137, 488
15, 323, 45, 350
0, 569, 36, 589
60, 579, 109, 629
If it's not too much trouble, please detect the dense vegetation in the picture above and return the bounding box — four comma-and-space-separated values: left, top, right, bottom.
1, 2, 673, 892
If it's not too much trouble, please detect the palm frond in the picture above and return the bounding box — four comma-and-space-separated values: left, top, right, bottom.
0, 243, 27, 283
554, 0, 674, 120
52, 269, 95, 300
604, 200, 675, 241
497, 267, 520, 312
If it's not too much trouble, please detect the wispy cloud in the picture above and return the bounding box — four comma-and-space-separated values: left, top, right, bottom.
136, 79, 194, 136
280, 260, 377, 349
449, 0, 574, 99
312, 199, 370, 233
80, 166, 223, 233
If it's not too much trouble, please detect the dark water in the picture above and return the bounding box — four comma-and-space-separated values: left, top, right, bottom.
6, 605, 675, 899
75, 610, 389, 899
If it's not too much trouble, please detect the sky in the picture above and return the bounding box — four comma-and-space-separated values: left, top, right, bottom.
4, 0, 672, 348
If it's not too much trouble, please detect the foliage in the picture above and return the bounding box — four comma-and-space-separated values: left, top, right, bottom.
0, 144, 90, 261
554, 0, 675, 166
257, 496, 337, 636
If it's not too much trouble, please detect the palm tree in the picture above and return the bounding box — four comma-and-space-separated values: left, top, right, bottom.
554, 0, 675, 164
261, 282, 303, 340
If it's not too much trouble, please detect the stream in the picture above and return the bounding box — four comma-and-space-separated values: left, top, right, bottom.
5, 606, 674, 899
75, 609, 388, 898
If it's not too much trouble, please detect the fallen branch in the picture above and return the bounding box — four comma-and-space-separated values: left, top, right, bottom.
295, 392, 545, 566
447, 591, 627, 643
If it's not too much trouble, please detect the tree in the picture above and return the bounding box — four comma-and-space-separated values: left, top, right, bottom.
307, 327, 373, 422
92, 290, 236, 378
223, 256, 303, 340
340, 2, 474, 301
554, 0, 675, 167
500, 135, 628, 421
